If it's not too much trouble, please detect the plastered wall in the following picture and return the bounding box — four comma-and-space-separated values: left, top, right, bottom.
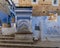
0, 0, 10, 15
17, 0, 60, 16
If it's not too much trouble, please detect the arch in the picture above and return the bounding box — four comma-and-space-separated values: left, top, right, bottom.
17, 20, 29, 24
17, 20, 30, 27
18, 22, 29, 32
17, 19, 30, 32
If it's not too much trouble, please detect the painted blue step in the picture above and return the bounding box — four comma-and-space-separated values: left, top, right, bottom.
16, 11, 32, 13
15, 7, 32, 17
17, 17, 31, 20
16, 14, 32, 16
15, 8, 32, 12
15, 7, 32, 10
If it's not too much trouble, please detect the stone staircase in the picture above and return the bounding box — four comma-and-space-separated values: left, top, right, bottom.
0, 35, 14, 40
0, 7, 34, 48
0, 33, 34, 48
15, 6, 32, 32
15, 6, 32, 16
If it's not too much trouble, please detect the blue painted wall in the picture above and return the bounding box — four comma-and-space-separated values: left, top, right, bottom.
32, 16, 60, 39
32, 16, 42, 38
0, 10, 8, 24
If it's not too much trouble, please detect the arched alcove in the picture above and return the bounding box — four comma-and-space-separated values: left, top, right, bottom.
18, 22, 29, 32
17, 20, 31, 32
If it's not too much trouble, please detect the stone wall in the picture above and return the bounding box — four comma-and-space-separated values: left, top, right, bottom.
0, 0, 10, 15
15, 0, 60, 16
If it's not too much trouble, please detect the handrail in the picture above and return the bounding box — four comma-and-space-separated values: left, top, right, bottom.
6, 0, 15, 6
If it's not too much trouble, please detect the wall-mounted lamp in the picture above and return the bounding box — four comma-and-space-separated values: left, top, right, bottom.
48, 11, 58, 22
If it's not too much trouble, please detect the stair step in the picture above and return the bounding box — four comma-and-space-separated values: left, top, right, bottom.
0, 34, 14, 37
16, 12, 32, 15
15, 10, 32, 12
16, 14, 32, 17
0, 46, 35, 48
0, 40, 33, 44
0, 47, 33, 48
0, 43, 35, 47
17, 16, 31, 20
15, 7, 32, 10
15, 32, 33, 42
0, 34, 14, 40
0, 37, 14, 40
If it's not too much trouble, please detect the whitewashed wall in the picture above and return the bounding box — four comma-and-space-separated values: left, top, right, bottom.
2, 23, 17, 35
32, 17, 42, 40
40, 16, 60, 41
32, 16, 60, 41
12, 0, 19, 6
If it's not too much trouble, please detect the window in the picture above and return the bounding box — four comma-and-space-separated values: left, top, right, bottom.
32, 0, 38, 4
33, 0, 36, 2
54, 0, 57, 4
52, 0, 59, 6
35, 26, 40, 31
